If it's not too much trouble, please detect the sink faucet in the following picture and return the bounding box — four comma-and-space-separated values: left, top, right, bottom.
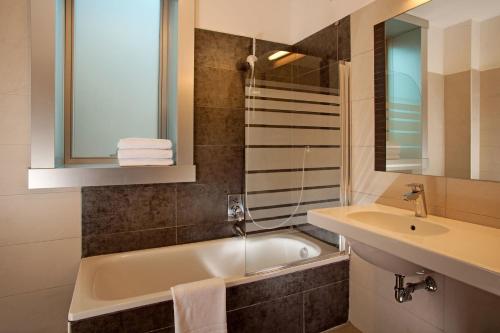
403, 183, 428, 217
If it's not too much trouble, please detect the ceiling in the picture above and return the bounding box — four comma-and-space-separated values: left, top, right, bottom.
409, 0, 500, 28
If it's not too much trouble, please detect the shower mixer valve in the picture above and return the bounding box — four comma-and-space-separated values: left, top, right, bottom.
227, 194, 245, 222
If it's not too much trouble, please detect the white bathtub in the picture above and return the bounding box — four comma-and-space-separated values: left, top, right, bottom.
69, 230, 347, 321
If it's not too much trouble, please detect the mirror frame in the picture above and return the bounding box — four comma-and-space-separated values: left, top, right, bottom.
373, 14, 429, 174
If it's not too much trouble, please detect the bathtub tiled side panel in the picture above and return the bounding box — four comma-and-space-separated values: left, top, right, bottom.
70, 301, 174, 333
227, 293, 304, 333
69, 260, 350, 333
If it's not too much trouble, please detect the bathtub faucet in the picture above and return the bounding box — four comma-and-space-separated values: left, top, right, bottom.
232, 222, 246, 238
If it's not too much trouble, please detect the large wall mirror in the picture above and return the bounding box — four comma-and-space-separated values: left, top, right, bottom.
374, 0, 500, 182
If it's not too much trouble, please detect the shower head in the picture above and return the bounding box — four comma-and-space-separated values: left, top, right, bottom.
246, 37, 258, 70
246, 54, 258, 69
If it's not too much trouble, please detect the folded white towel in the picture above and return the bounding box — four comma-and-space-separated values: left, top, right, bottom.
117, 149, 173, 160
118, 158, 174, 167
117, 138, 173, 150
171, 278, 227, 333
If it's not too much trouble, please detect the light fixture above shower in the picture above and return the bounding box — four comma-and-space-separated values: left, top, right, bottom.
267, 50, 290, 61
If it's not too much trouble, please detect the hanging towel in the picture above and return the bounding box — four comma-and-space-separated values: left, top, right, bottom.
171, 278, 227, 333
117, 149, 173, 160
117, 138, 173, 150
118, 158, 174, 167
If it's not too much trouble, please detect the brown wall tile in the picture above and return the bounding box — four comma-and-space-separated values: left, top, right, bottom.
82, 184, 176, 236
195, 29, 251, 71
304, 281, 349, 333
194, 66, 246, 109
294, 23, 338, 62
81, 19, 352, 256
194, 107, 245, 146
82, 227, 177, 257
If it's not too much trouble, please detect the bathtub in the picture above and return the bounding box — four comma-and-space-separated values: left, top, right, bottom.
69, 230, 348, 321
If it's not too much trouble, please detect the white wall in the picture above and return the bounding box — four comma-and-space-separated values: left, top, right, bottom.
427, 26, 443, 74
196, 0, 374, 44
480, 15, 500, 71
444, 21, 473, 75
0, 1, 81, 332
350, 0, 500, 331
289, 0, 374, 43
195, 0, 292, 43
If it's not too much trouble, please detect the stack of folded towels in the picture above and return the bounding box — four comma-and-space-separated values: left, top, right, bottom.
117, 138, 174, 167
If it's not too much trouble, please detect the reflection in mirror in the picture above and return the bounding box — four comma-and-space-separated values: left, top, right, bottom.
374, 0, 500, 182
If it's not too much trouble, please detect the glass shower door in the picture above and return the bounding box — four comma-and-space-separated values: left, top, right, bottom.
244, 51, 349, 274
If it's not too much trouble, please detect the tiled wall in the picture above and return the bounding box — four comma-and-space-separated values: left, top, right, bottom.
69, 260, 350, 333
0, 1, 82, 332
81, 29, 289, 257
82, 20, 352, 255
350, 0, 500, 332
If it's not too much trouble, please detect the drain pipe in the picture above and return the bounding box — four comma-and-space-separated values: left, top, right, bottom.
394, 274, 438, 303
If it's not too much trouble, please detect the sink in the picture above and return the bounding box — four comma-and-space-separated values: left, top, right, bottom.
347, 211, 449, 236
345, 211, 448, 275
307, 203, 500, 296
348, 239, 428, 276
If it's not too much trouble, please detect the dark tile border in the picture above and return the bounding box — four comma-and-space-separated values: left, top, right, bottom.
374, 22, 387, 172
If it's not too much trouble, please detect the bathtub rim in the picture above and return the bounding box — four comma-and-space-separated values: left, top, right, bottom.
69, 236, 348, 322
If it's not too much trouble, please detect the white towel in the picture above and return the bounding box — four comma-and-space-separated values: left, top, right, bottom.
117, 149, 173, 160
117, 138, 173, 150
118, 158, 174, 167
171, 278, 227, 333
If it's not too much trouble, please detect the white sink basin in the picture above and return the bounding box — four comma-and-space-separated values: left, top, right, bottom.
344, 211, 449, 275
308, 203, 500, 296
347, 211, 449, 236
348, 239, 428, 276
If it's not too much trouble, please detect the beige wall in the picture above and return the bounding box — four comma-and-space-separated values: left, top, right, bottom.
0, 1, 81, 332
426, 72, 444, 176
480, 67, 500, 181
351, 0, 500, 332
444, 70, 471, 179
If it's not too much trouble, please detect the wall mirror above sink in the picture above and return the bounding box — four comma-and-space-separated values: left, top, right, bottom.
29, 0, 196, 188
374, 0, 500, 182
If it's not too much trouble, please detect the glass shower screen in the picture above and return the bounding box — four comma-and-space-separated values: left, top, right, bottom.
244, 51, 348, 274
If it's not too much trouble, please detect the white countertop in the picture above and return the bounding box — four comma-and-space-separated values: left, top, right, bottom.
308, 203, 500, 296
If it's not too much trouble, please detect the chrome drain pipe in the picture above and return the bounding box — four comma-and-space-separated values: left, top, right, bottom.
394, 274, 438, 303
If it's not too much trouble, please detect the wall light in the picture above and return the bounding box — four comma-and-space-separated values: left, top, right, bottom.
268, 50, 290, 61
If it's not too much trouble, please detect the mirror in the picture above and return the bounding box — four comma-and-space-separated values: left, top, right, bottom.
374, 0, 500, 182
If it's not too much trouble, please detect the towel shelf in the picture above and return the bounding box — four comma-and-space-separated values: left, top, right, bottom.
28, 164, 196, 189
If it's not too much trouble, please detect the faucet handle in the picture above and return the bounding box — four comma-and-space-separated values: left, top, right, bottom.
406, 183, 424, 192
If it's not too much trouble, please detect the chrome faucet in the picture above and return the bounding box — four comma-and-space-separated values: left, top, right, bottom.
227, 195, 246, 238
230, 205, 245, 222
229, 206, 246, 238
403, 183, 428, 217
232, 221, 246, 238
